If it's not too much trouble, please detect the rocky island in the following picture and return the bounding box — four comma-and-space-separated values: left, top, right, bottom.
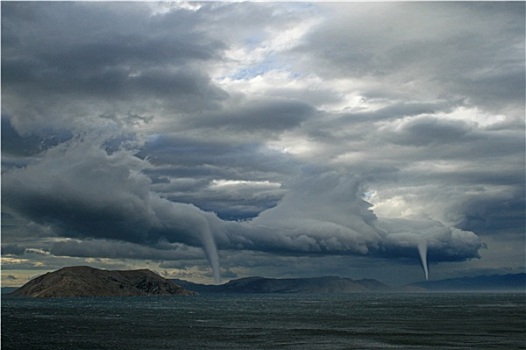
8, 266, 194, 298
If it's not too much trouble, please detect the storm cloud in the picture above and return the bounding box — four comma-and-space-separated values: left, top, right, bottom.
2, 2, 523, 285
1, 135, 483, 282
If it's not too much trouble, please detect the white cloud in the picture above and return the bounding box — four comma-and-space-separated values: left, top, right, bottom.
210, 179, 281, 189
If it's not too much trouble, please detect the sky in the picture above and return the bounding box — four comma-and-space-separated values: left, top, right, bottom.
1, 1, 525, 287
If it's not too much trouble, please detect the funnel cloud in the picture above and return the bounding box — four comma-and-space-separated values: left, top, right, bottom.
418, 240, 429, 281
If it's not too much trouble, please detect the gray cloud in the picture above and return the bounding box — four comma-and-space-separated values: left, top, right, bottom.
382, 116, 472, 147
50, 239, 204, 262
137, 135, 296, 220
2, 2, 523, 284
1, 1, 227, 135
1, 244, 26, 256
2, 138, 483, 282
296, 2, 525, 111
1, 137, 225, 277
227, 170, 482, 269
185, 98, 316, 133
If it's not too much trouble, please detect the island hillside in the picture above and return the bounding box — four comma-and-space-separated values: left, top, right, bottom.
9, 266, 194, 298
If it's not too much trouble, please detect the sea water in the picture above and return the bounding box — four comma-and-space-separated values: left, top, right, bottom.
2, 293, 525, 349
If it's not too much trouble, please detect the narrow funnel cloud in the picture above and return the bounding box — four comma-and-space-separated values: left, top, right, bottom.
199, 224, 221, 284
417, 240, 429, 280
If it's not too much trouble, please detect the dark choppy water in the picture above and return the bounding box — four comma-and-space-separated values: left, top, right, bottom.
2, 293, 525, 349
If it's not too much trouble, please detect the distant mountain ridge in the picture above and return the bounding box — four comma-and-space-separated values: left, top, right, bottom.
172, 275, 392, 294
409, 273, 526, 292
173, 273, 525, 294
9, 266, 194, 298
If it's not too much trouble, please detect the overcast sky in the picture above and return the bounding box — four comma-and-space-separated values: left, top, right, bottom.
2, 1, 524, 286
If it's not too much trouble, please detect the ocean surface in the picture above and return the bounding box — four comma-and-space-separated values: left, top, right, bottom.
2, 293, 525, 349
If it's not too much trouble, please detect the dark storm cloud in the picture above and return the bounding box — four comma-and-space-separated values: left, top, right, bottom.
1, 137, 482, 279
382, 117, 472, 147
3, 151, 152, 242
1, 117, 73, 159
139, 134, 297, 177
1, 117, 46, 157
3, 139, 205, 245
1, 2, 523, 283
186, 98, 316, 133
456, 194, 526, 236
1, 137, 224, 282
136, 134, 296, 219
50, 239, 204, 261
2, 2, 221, 65
225, 169, 482, 266
1, 1, 228, 134
1, 244, 26, 256
376, 218, 482, 263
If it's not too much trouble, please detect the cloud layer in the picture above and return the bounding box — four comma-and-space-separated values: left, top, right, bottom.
2, 2, 524, 285
0, 135, 484, 282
